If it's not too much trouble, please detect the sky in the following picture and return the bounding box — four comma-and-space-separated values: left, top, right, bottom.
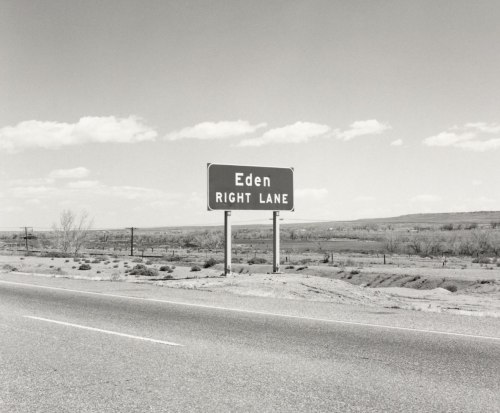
1, 0, 500, 229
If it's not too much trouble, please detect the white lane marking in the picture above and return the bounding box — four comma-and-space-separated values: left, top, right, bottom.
24, 316, 182, 346
2, 278, 499, 342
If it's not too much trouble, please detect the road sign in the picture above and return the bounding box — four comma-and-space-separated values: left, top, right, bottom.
207, 163, 294, 211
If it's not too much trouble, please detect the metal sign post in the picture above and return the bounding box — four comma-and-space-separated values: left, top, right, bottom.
207, 163, 294, 277
224, 211, 231, 276
273, 211, 280, 273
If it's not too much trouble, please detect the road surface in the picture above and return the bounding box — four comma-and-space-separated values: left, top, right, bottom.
1, 274, 499, 412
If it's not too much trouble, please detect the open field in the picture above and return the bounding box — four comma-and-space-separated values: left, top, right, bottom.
1, 212, 499, 317
2, 249, 499, 318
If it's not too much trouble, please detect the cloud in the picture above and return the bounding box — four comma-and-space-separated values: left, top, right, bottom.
295, 188, 329, 200
0, 116, 157, 153
238, 122, 330, 147
49, 167, 90, 179
336, 119, 391, 141
390, 139, 403, 146
463, 122, 500, 133
8, 177, 55, 186
424, 123, 500, 151
64, 180, 182, 202
9, 185, 58, 198
66, 180, 100, 189
7, 177, 182, 206
454, 139, 500, 152
166, 120, 266, 141
410, 194, 441, 203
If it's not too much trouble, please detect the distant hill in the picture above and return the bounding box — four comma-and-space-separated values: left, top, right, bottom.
118, 211, 500, 232
355, 211, 500, 225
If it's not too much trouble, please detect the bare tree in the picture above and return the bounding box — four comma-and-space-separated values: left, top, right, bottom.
383, 233, 401, 254
194, 231, 223, 251
472, 229, 492, 256
52, 210, 94, 256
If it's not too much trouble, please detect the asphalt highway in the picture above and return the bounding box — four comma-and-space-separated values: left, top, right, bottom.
1, 277, 499, 412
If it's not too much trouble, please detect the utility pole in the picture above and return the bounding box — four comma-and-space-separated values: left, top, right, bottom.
126, 227, 137, 256
21, 227, 33, 255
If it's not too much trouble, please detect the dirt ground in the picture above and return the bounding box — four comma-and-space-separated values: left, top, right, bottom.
1, 253, 499, 318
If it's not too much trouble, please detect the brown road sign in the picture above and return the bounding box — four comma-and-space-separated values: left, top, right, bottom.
207, 163, 294, 211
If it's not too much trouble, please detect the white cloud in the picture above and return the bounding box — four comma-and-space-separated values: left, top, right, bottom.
336, 119, 391, 141
49, 167, 90, 179
472, 179, 483, 186
9, 185, 58, 198
6, 178, 181, 206
410, 194, 441, 203
8, 177, 55, 186
455, 139, 500, 152
423, 131, 475, 147
0, 116, 157, 153
390, 139, 403, 146
463, 122, 500, 133
238, 122, 330, 147
295, 188, 329, 200
166, 120, 266, 141
66, 180, 100, 189
424, 122, 500, 151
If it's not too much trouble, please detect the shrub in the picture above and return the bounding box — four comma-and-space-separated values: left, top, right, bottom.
72, 266, 76, 269
104, 261, 110, 265
84, 259, 91, 264
191, 265, 201, 272
204, 258, 218, 268
297, 266, 308, 271
42, 251, 72, 258
78, 263, 91, 270
350, 270, 360, 275
129, 264, 158, 277
65, 259, 70, 263
159, 265, 171, 271
113, 264, 119, 268
472, 257, 491, 264
285, 265, 295, 269
164, 274, 174, 280
165, 256, 181, 262
73, 258, 80, 262
96, 271, 101, 274
167, 269, 174, 273
91, 259, 100, 264
132, 258, 143, 263
444, 284, 458, 293
113, 259, 120, 263
145, 260, 153, 265
248, 257, 267, 265
2, 264, 17, 272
